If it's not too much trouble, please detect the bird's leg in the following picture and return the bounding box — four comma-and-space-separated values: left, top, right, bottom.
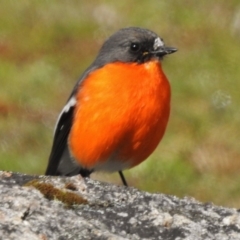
118, 171, 128, 186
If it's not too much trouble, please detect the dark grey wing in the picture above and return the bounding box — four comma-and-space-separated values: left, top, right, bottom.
45, 97, 81, 176
45, 66, 99, 176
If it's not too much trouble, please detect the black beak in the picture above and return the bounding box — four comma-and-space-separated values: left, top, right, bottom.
152, 46, 177, 57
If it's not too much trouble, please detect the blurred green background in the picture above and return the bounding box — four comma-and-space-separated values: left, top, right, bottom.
1, 0, 240, 208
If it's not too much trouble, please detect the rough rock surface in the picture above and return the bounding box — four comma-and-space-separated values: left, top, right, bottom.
0, 171, 240, 240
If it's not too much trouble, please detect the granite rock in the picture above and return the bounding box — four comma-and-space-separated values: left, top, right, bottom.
0, 171, 240, 240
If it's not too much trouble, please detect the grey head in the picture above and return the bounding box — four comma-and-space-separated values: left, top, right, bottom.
92, 27, 177, 67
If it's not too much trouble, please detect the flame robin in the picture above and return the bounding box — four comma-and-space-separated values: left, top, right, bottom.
45, 27, 177, 186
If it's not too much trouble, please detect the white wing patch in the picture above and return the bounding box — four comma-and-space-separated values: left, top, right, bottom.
53, 96, 77, 134
153, 37, 164, 50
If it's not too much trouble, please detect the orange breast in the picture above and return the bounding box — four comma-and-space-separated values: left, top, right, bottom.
68, 60, 170, 171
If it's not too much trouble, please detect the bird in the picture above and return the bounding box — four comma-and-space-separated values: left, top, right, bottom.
45, 27, 177, 186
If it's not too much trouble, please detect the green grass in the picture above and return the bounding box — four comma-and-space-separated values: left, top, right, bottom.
1, 0, 240, 208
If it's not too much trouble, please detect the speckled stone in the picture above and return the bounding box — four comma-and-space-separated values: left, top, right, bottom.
0, 171, 240, 240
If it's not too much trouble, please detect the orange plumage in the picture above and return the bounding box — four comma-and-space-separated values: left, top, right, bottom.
69, 60, 170, 171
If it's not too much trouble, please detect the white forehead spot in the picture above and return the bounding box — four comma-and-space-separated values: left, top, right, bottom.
153, 37, 164, 50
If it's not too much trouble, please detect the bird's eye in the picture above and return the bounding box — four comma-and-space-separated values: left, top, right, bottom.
130, 42, 141, 52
